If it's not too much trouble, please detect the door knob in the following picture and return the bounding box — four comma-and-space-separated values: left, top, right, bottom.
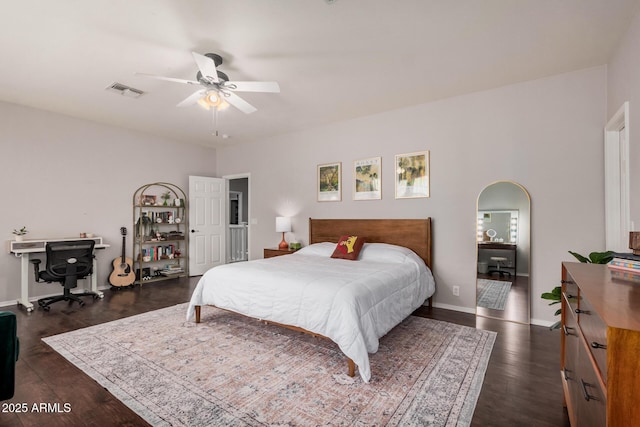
191, 229, 199, 233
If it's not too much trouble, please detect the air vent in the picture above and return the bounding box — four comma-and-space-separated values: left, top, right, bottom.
106, 82, 144, 99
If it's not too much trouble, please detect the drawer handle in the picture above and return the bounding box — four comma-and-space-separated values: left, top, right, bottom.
561, 280, 575, 284
591, 341, 607, 350
580, 379, 598, 402
565, 294, 577, 299
563, 368, 571, 381
562, 325, 575, 336
575, 308, 590, 315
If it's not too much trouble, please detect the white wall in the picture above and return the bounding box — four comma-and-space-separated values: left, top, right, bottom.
607, 8, 640, 230
216, 66, 607, 325
0, 102, 216, 305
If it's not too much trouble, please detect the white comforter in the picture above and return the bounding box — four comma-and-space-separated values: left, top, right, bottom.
186, 242, 435, 382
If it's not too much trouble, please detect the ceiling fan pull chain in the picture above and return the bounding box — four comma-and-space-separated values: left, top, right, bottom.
212, 108, 219, 137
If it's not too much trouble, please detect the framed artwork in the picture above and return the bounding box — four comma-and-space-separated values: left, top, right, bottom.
395, 151, 430, 198
140, 194, 157, 206
353, 157, 381, 200
317, 162, 342, 202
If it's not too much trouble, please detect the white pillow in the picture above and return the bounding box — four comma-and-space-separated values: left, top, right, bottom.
293, 242, 335, 257
358, 243, 417, 264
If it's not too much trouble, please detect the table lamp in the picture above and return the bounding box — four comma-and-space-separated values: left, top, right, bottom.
275, 217, 291, 250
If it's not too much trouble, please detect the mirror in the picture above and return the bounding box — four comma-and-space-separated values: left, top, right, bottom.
476, 181, 530, 324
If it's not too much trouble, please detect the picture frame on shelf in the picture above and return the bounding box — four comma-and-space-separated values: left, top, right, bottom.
317, 162, 342, 202
353, 157, 381, 200
395, 151, 430, 198
140, 194, 157, 206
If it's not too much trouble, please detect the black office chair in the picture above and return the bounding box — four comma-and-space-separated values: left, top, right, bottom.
31, 240, 98, 311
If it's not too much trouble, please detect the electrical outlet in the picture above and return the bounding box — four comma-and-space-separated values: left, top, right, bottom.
452, 286, 460, 296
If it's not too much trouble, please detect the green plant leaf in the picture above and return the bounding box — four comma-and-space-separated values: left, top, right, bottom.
588, 251, 614, 264
554, 308, 562, 316
540, 286, 561, 302
569, 251, 590, 263
568, 250, 614, 264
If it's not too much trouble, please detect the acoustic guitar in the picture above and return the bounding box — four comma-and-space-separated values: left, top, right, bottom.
109, 227, 135, 288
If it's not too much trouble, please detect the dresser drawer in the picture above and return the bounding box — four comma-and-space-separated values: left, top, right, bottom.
562, 278, 580, 313
577, 295, 607, 380
575, 339, 607, 427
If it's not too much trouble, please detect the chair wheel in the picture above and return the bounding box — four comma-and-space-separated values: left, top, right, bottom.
93, 294, 99, 300
79, 301, 85, 307
43, 306, 50, 312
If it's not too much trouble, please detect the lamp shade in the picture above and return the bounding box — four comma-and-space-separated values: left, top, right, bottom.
275, 216, 291, 233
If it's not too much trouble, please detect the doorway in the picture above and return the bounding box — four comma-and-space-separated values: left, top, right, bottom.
226, 175, 250, 263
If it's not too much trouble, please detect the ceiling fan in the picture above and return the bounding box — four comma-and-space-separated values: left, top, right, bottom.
136, 52, 280, 114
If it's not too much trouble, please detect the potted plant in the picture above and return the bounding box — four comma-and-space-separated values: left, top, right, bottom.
161, 191, 171, 206
541, 250, 613, 329
12, 226, 28, 242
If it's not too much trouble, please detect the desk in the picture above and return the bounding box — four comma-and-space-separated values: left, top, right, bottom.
8, 237, 110, 312
478, 242, 517, 275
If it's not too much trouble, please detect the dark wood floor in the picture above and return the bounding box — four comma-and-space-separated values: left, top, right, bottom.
476, 273, 530, 324
0, 277, 570, 427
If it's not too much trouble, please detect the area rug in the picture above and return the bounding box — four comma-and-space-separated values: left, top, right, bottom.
477, 279, 512, 310
43, 303, 496, 426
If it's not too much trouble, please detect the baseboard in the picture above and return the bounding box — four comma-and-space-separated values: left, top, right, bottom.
0, 299, 18, 308
431, 302, 477, 314
430, 302, 557, 328
530, 318, 557, 328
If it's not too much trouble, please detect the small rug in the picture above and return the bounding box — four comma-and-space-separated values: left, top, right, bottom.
477, 279, 512, 310
43, 303, 496, 426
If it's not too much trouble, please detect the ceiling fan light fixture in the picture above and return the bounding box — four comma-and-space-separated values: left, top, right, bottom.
206, 91, 222, 107
197, 91, 230, 111
196, 97, 210, 110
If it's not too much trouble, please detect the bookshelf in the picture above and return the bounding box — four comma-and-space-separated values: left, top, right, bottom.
132, 182, 188, 285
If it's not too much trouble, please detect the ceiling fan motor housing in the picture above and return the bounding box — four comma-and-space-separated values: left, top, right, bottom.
205, 53, 223, 67
196, 53, 227, 83
197, 70, 229, 83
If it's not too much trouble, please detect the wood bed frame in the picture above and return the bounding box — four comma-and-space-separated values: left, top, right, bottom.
194, 217, 433, 378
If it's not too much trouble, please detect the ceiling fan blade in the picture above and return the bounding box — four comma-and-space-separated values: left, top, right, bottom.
223, 92, 257, 114
223, 81, 280, 93
134, 72, 199, 85
192, 52, 219, 83
177, 89, 206, 107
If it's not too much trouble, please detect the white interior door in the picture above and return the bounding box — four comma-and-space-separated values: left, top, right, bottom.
189, 176, 226, 276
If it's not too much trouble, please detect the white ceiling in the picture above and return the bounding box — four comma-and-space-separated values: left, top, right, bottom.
1, 0, 638, 147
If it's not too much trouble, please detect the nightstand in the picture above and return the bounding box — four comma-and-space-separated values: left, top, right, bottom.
264, 248, 296, 258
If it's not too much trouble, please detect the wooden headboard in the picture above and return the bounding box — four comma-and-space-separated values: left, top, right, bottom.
308, 218, 432, 269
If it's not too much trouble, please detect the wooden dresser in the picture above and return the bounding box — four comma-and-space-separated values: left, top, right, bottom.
561, 262, 640, 426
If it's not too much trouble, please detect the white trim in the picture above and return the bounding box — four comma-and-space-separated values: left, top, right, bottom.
530, 318, 557, 328
432, 302, 477, 314
604, 102, 630, 252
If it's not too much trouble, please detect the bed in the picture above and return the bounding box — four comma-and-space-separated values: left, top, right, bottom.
186, 218, 435, 383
